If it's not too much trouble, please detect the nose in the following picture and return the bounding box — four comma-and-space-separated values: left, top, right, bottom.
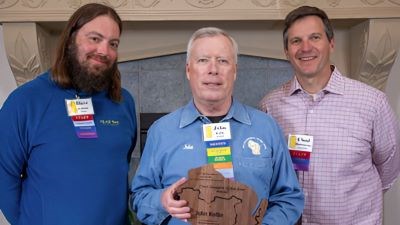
97, 41, 111, 56
300, 40, 312, 52
208, 59, 218, 75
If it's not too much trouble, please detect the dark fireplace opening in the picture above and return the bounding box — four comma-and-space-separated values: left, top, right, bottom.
140, 113, 168, 154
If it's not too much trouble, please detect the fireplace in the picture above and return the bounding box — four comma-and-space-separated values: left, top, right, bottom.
118, 52, 294, 165
139, 113, 168, 154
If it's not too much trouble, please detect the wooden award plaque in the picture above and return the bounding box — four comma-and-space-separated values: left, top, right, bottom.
176, 164, 268, 225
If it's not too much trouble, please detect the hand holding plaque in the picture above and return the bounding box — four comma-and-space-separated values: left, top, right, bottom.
176, 164, 268, 225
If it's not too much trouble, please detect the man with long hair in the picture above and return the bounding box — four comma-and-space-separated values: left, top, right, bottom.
0, 3, 137, 225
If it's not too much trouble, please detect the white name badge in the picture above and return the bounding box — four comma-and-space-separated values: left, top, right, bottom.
65, 98, 95, 116
288, 134, 313, 152
203, 122, 231, 142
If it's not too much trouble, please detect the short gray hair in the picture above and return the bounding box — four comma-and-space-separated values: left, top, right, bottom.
186, 27, 239, 63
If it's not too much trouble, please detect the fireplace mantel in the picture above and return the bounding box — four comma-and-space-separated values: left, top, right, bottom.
1, 0, 400, 90
1, 0, 400, 21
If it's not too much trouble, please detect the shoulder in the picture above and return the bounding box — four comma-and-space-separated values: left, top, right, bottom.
342, 76, 387, 102
148, 107, 184, 130
121, 88, 136, 105
259, 80, 290, 112
4, 72, 56, 106
244, 104, 281, 128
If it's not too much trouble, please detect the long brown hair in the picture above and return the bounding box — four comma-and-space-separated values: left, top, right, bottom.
51, 3, 123, 102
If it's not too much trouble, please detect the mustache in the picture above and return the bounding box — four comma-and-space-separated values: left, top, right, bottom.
88, 53, 110, 64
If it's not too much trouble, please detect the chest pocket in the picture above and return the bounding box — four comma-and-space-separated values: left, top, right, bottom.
236, 138, 273, 186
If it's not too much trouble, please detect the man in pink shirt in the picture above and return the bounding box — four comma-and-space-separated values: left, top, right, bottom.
260, 5, 400, 225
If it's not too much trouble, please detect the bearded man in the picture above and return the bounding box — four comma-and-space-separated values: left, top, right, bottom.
0, 3, 137, 225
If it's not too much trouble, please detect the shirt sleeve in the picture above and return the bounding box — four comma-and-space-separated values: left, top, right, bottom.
371, 94, 400, 191
0, 93, 28, 224
262, 120, 304, 225
130, 126, 170, 225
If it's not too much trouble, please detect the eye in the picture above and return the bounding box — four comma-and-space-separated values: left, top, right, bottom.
197, 58, 208, 63
290, 38, 301, 45
218, 58, 229, 64
110, 41, 119, 49
89, 36, 100, 42
310, 34, 321, 41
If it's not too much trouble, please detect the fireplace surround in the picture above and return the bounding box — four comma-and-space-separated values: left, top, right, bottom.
1, 2, 400, 223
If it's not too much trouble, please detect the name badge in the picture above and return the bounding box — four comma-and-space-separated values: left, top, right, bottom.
203, 122, 234, 179
65, 98, 98, 139
65, 98, 95, 116
288, 134, 313, 171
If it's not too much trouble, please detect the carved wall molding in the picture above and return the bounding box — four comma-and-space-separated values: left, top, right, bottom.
251, 0, 276, 8
350, 19, 400, 91
389, 0, 400, 5
2, 23, 44, 85
1, 0, 400, 21
10, 33, 40, 85
185, 0, 227, 8
134, 0, 160, 8
283, 0, 306, 7
361, 0, 385, 5
326, 0, 341, 7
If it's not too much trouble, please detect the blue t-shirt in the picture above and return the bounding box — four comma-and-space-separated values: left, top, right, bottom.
131, 99, 303, 225
0, 72, 137, 225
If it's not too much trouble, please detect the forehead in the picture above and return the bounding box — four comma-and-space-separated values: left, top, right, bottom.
288, 15, 325, 37
191, 35, 233, 55
77, 15, 120, 37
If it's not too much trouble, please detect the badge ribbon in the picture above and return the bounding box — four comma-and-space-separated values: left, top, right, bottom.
203, 122, 234, 179
288, 134, 313, 171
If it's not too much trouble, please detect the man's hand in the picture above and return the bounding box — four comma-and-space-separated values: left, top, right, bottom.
161, 177, 190, 221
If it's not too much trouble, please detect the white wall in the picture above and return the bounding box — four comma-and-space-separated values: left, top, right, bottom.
0, 24, 17, 108
384, 50, 400, 225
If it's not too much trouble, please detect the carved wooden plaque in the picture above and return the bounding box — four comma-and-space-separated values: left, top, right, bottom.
176, 164, 268, 225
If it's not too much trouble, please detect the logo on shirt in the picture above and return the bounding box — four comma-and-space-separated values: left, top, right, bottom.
242, 137, 266, 155
183, 144, 194, 150
99, 119, 120, 126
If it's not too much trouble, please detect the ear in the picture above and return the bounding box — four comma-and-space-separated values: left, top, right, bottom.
186, 63, 190, 80
284, 49, 289, 60
329, 38, 335, 54
233, 64, 237, 81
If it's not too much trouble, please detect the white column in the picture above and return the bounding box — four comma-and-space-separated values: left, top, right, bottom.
384, 50, 400, 225
0, 25, 17, 108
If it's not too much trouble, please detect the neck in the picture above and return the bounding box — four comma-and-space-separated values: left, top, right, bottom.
296, 67, 332, 94
194, 98, 232, 117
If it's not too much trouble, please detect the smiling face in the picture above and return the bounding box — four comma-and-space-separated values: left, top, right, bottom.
74, 15, 120, 75
285, 15, 334, 81
67, 15, 120, 93
186, 35, 237, 114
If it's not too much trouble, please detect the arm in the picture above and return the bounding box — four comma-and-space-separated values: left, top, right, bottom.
263, 121, 304, 225
161, 178, 190, 221
130, 127, 189, 225
0, 94, 28, 224
372, 94, 400, 191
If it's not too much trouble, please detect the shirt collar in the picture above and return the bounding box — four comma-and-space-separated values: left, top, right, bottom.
285, 65, 345, 96
179, 98, 251, 128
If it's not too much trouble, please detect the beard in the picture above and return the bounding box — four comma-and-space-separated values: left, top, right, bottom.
66, 43, 116, 94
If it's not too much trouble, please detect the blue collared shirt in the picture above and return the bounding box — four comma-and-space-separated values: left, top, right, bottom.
131, 99, 303, 225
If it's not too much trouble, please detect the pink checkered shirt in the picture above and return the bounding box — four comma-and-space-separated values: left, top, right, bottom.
259, 67, 400, 225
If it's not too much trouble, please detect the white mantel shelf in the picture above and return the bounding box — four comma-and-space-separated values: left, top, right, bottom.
1, 0, 400, 22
